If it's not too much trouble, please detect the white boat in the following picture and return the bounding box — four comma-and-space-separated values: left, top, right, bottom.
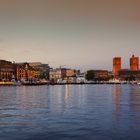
109, 79, 121, 84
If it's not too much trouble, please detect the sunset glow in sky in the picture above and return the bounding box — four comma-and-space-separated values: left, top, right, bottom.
0, 0, 140, 70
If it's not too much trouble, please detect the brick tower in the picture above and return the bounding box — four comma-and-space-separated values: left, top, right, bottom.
113, 57, 121, 78
130, 55, 139, 71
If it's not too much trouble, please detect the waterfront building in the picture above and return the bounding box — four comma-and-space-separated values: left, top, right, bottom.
0, 60, 15, 81
29, 62, 50, 79
119, 69, 140, 81
41, 64, 50, 79
66, 69, 80, 77
93, 70, 109, 81
86, 70, 109, 81
49, 68, 67, 83
113, 57, 121, 78
130, 55, 139, 71
49, 68, 80, 83
15, 63, 38, 81
63, 69, 80, 83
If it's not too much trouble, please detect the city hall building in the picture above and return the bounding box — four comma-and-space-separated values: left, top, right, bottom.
119, 69, 140, 81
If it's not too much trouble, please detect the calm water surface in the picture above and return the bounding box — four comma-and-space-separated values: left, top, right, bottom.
0, 85, 140, 140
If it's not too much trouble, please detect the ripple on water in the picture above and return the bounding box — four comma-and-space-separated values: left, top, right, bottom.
0, 85, 140, 140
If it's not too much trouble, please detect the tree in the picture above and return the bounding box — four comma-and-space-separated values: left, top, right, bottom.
86, 70, 95, 81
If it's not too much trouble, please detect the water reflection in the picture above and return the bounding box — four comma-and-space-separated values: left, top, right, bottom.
64, 85, 70, 103
47, 85, 88, 115
129, 85, 140, 113
1, 85, 140, 140
112, 85, 140, 116
112, 84, 140, 135
16, 86, 50, 110
112, 85, 122, 119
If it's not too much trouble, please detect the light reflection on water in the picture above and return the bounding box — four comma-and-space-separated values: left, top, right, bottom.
0, 85, 140, 140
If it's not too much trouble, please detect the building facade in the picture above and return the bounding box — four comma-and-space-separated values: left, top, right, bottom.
113, 57, 121, 78
49, 68, 67, 83
93, 70, 109, 81
64, 69, 80, 83
119, 69, 140, 81
49, 68, 80, 83
0, 60, 15, 81
66, 69, 80, 77
130, 55, 139, 71
16, 63, 38, 81
29, 62, 50, 79
86, 70, 109, 81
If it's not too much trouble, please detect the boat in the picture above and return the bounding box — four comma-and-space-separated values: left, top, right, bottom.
22, 80, 49, 86
11, 79, 22, 86
0, 81, 14, 86
108, 79, 121, 84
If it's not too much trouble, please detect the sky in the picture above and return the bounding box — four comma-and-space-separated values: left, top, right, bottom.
0, 0, 140, 71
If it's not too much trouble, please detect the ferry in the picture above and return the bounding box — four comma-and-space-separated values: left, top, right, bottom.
0, 81, 14, 86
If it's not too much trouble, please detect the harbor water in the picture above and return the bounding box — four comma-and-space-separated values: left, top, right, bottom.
0, 85, 140, 140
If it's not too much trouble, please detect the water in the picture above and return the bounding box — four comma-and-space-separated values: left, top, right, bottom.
0, 85, 140, 140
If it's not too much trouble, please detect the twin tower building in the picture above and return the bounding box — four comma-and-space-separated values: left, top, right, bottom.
113, 55, 139, 79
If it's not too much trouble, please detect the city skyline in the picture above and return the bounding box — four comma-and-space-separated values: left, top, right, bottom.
0, 0, 140, 70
